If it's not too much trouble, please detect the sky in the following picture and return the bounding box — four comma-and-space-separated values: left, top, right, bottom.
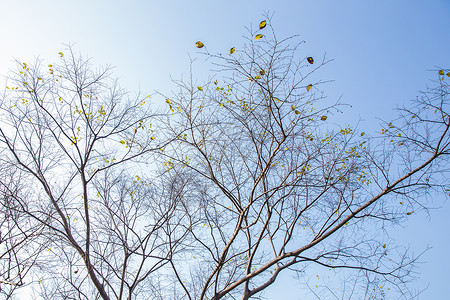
1, 0, 449, 299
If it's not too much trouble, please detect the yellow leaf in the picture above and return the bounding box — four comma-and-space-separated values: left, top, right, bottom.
197, 86, 203, 91
320, 116, 327, 121
307, 57, 314, 64
120, 140, 126, 144
406, 211, 413, 215
447, 72, 450, 77
254, 75, 261, 79
383, 243, 386, 248
259, 20, 267, 29
291, 105, 295, 111
195, 41, 204, 48
306, 84, 312, 91
439, 70, 444, 75
259, 69, 265, 75
255, 34, 263, 40
361, 132, 365, 136
230, 47, 235, 54
59, 52, 63, 57
48, 64, 52, 67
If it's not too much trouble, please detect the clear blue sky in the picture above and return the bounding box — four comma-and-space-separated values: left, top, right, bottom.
1, 1, 449, 299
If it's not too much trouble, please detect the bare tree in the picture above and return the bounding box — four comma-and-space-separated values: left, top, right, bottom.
1, 21, 449, 300
157, 21, 450, 299
0, 48, 189, 299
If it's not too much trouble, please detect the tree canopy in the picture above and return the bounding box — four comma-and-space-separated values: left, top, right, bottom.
1, 20, 449, 300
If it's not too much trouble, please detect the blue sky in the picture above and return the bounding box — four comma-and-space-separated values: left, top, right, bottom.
1, 0, 449, 299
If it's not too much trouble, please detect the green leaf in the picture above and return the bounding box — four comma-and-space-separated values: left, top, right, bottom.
259, 20, 267, 29
230, 47, 235, 54
255, 34, 263, 40
195, 41, 204, 48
